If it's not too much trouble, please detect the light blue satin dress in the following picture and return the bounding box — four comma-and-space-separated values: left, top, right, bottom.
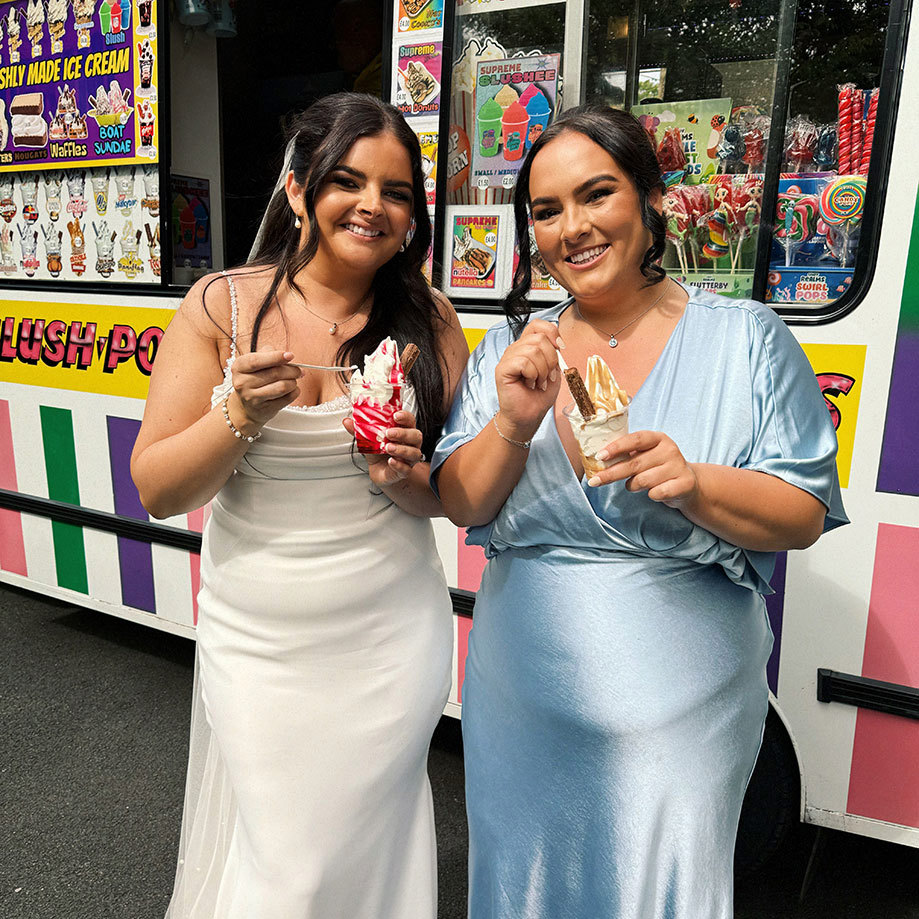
431, 288, 847, 919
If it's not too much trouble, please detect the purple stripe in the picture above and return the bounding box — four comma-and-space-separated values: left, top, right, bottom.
877, 331, 919, 496
106, 416, 156, 614
765, 551, 787, 695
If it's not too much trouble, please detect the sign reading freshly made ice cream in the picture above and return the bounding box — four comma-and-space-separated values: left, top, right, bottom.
0, 0, 159, 172
471, 54, 559, 191
393, 40, 442, 118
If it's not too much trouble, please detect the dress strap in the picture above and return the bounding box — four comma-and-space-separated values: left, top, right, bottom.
220, 270, 239, 360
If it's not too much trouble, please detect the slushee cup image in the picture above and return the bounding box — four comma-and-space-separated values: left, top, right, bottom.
563, 402, 629, 478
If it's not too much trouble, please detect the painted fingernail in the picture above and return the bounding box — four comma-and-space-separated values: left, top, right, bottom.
540, 380, 548, 391
550, 369, 558, 382
595, 449, 609, 461
587, 476, 601, 487
556, 336, 566, 349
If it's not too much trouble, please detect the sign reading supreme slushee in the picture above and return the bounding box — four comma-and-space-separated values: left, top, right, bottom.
0, 0, 159, 172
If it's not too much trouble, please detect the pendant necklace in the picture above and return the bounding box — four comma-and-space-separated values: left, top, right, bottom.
293, 291, 373, 335
575, 283, 669, 348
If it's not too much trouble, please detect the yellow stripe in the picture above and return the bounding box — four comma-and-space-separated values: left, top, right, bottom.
0, 299, 175, 399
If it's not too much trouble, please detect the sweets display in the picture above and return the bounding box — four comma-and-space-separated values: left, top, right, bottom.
349, 337, 409, 455
563, 356, 630, 478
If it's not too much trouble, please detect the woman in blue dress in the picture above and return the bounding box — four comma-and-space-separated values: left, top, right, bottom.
431, 106, 847, 918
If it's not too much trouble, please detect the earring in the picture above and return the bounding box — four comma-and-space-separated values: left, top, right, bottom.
294, 215, 302, 229
400, 217, 416, 252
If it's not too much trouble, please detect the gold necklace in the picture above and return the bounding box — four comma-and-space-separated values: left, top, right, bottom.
574, 282, 669, 348
293, 291, 373, 335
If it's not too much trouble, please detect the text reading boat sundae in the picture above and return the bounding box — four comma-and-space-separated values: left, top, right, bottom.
349, 338, 418, 454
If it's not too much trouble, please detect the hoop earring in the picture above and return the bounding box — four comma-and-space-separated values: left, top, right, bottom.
400, 217, 416, 252
294, 215, 302, 229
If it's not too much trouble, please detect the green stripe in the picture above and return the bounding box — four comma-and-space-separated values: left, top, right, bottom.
39, 406, 88, 594
900, 189, 919, 329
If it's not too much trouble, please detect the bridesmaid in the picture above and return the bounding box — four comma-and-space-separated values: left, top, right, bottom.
433, 105, 847, 918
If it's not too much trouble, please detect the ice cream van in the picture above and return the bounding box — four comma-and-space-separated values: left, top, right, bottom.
0, 0, 916, 869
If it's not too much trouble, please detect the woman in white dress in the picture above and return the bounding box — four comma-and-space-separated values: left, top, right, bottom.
131, 93, 469, 919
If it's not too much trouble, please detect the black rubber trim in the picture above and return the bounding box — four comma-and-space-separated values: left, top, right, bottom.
0, 488, 202, 552
432, 0, 457, 292
450, 588, 474, 618
775, 0, 912, 325
817, 668, 919, 721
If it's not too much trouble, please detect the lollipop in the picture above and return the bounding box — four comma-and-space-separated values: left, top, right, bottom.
858, 88, 879, 175
717, 124, 745, 172
775, 192, 818, 267
657, 127, 687, 173
682, 184, 713, 270
702, 209, 731, 262
837, 84, 856, 174
813, 125, 838, 171
663, 187, 691, 275
730, 174, 762, 272
819, 175, 866, 266
785, 115, 818, 173
742, 125, 765, 173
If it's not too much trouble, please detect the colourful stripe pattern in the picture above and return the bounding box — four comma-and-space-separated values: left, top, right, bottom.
39, 406, 88, 594
106, 416, 155, 613
847, 524, 919, 827
0, 399, 27, 575
877, 188, 919, 495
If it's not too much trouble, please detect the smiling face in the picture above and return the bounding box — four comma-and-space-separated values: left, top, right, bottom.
528, 131, 661, 307
288, 132, 415, 282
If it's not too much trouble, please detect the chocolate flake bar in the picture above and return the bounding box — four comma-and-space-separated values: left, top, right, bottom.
564, 367, 596, 420
400, 343, 420, 375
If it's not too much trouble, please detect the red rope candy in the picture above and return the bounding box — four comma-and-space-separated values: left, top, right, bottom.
837, 84, 853, 174
859, 88, 879, 175
851, 88, 866, 174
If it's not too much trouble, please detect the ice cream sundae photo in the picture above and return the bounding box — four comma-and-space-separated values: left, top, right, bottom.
137, 39, 155, 94
137, 100, 156, 151
26, 0, 45, 57
400, 60, 438, 106
47, 0, 68, 51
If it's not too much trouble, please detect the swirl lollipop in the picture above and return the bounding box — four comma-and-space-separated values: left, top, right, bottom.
775, 192, 818, 267
702, 209, 731, 262
819, 175, 866, 266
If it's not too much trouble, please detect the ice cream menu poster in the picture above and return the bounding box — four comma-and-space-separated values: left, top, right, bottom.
471, 54, 559, 191
394, 39, 441, 118
0, 0, 159, 173
395, 0, 443, 34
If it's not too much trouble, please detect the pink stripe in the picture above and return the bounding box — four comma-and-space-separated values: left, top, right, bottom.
186, 505, 210, 627
0, 400, 27, 576
847, 524, 919, 827
457, 532, 487, 591
456, 614, 473, 703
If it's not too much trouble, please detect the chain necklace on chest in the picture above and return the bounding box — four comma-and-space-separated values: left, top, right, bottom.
574, 283, 669, 348
288, 290, 373, 335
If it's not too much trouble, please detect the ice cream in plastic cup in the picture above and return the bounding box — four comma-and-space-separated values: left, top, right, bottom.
562, 401, 629, 479
349, 381, 403, 455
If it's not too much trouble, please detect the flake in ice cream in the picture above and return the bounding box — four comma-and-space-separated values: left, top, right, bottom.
349, 337, 405, 454
564, 355, 630, 478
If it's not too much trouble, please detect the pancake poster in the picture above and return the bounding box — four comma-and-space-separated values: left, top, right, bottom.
0, 0, 159, 173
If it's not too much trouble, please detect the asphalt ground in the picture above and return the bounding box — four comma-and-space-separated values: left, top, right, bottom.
2, 583, 918, 919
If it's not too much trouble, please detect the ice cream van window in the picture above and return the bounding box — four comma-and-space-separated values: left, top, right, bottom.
582, 0, 898, 317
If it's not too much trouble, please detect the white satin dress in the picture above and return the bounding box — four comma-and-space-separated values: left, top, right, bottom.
165, 274, 453, 919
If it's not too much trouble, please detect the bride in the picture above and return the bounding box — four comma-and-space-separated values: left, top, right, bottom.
131, 92, 468, 918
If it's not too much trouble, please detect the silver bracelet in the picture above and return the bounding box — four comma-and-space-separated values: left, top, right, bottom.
492, 412, 532, 450
221, 394, 262, 444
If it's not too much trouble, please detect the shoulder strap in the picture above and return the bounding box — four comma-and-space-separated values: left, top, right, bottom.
220, 270, 238, 360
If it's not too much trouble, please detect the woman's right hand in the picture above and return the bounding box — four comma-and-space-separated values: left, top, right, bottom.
229, 349, 302, 429
494, 319, 563, 438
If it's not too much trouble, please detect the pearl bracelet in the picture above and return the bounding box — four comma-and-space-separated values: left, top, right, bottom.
221, 394, 262, 443
492, 412, 532, 450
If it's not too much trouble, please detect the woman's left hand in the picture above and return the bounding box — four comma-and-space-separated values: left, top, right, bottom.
342, 409, 425, 487
587, 430, 699, 508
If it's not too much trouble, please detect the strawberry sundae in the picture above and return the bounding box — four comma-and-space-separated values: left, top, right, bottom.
349, 337, 407, 455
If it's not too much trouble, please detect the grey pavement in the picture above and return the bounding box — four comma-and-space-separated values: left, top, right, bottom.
1, 583, 917, 919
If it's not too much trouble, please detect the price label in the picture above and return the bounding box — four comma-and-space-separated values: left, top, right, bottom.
484, 232, 497, 246
396, 90, 408, 105
501, 174, 516, 189
548, 277, 560, 289
424, 178, 435, 192
476, 175, 490, 189
399, 16, 410, 29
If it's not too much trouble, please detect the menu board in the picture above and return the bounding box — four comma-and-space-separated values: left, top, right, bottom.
393, 38, 442, 119
0, 0, 159, 173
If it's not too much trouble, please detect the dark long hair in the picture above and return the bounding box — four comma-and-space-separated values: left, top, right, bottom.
505, 104, 667, 336
208, 93, 446, 455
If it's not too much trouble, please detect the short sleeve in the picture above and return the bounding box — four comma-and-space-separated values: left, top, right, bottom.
743, 306, 848, 533
429, 324, 510, 498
